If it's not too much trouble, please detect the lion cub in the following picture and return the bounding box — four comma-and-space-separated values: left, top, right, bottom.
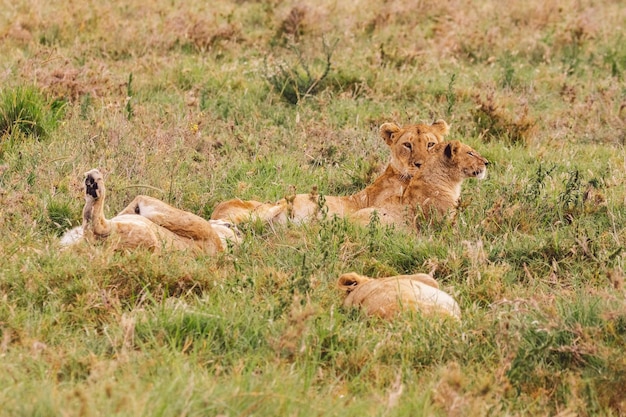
337, 272, 461, 320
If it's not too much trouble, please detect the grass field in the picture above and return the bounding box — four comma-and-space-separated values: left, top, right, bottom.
1, 0, 625, 415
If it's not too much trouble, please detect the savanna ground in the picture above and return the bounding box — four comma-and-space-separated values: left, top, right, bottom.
1, 0, 625, 415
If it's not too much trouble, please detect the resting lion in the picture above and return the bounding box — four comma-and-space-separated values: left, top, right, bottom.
60, 169, 240, 254
337, 272, 461, 320
210, 119, 450, 224
350, 140, 489, 227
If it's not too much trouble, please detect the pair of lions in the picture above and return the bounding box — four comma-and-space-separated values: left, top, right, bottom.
210, 120, 450, 224
349, 139, 489, 227
210, 120, 489, 230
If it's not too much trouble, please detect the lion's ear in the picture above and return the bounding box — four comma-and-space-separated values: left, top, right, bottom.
431, 119, 450, 137
338, 272, 369, 293
379, 123, 400, 145
444, 141, 461, 159
409, 273, 440, 289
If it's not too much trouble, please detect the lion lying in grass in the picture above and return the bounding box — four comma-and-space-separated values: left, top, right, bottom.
210, 119, 450, 224
351, 140, 489, 227
337, 272, 461, 320
60, 169, 240, 254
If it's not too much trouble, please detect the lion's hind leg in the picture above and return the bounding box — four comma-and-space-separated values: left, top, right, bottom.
118, 195, 230, 252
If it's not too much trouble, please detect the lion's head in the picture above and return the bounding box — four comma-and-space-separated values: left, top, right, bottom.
395, 140, 489, 218
437, 140, 489, 180
379, 119, 450, 179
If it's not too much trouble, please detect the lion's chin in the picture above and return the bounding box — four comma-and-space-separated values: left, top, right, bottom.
465, 168, 487, 180
400, 172, 413, 182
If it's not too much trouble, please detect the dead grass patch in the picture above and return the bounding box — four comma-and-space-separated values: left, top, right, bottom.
472, 93, 536, 146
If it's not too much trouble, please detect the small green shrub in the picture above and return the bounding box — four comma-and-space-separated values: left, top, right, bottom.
558, 169, 584, 213
0, 86, 61, 140
524, 163, 556, 200
46, 200, 78, 236
445, 73, 457, 116
125, 73, 134, 120
265, 40, 336, 105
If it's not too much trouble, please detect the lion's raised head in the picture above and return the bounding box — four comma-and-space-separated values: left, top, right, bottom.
396, 140, 490, 217
379, 119, 450, 179
438, 140, 489, 180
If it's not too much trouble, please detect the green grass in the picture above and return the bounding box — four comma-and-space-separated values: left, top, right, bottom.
0, 0, 625, 416
0, 85, 64, 155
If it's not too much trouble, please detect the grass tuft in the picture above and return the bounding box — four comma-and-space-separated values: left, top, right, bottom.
46, 199, 78, 236
0, 86, 62, 142
265, 39, 337, 105
472, 93, 536, 145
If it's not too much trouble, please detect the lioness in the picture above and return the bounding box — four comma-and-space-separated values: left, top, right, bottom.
350, 140, 489, 227
210, 119, 450, 224
337, 272, 461, 320
60, 169, 240, 254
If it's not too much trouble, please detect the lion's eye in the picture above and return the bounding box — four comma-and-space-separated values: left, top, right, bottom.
427, 142, 436, 149
403, 142, 412, 150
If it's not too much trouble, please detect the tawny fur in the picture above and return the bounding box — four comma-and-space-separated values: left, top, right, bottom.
117, 195, 239, 250
350, 140, 489, 227
210, 119, 450, 224
337, 272, 461, 320
61, 169, 240, 254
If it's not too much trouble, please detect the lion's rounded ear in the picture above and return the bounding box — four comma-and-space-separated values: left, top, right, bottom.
379, 123, 401, 145
431, 119, 450, 137
409, 273, 440, 289
338, 272, 369, 293
444, 140, 461, 159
